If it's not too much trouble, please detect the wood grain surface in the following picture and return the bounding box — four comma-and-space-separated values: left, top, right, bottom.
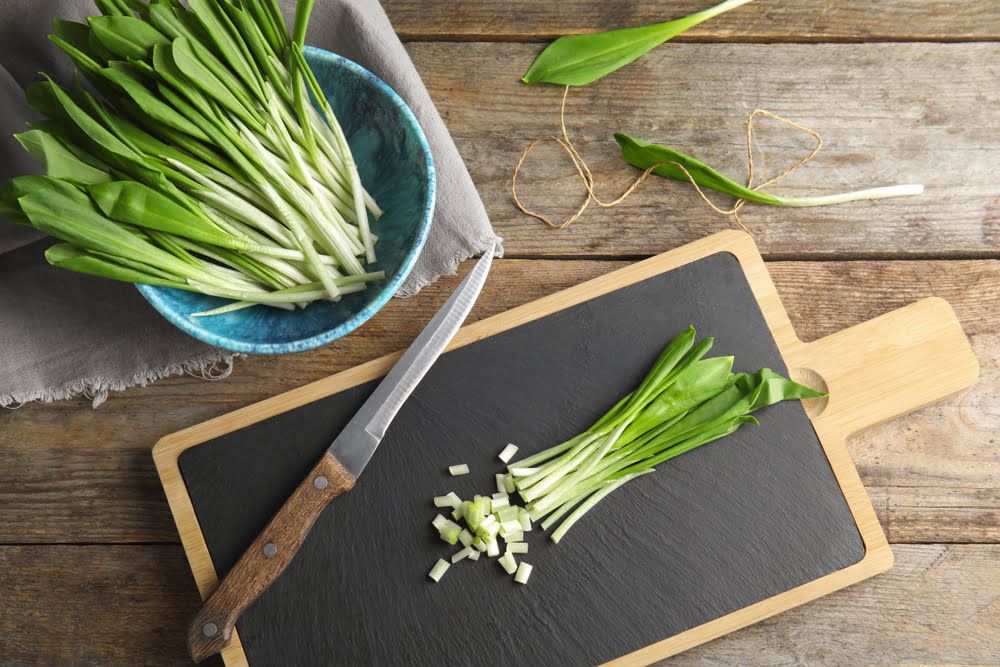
408, 41, 1000, 259
382, 1, 1000, 42
1, 1, 997, 664
0, 544, 994, 665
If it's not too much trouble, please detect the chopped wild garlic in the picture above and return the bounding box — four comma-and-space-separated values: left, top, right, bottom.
498, 443, 519, 463
498, 551, 518, 575
506, 542, 528, 555
428, 559, 450, 582
452, 547, 474, 563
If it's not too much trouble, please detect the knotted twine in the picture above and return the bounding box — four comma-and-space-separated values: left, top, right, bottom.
511, 85, 824, 232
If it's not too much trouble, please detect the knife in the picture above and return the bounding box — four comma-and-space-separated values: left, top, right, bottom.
187, 247, 496, 662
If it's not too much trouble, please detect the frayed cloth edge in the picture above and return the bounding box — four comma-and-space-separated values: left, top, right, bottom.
2, 234, 502, 408
1, 349, 240, 409
395, 234, 503, 299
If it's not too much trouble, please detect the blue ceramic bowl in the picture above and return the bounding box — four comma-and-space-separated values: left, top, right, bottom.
137, 47, 435, 354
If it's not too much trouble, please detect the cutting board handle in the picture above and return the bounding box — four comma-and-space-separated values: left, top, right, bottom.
791, 297, 979, 437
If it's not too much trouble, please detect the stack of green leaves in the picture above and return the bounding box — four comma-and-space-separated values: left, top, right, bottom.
507, 326, 825, 542
1, 0, 385, 316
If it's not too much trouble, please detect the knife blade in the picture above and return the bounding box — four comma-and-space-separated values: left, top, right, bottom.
187, 246, 496, 662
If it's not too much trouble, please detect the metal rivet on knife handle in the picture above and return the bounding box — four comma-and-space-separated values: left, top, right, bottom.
187, 453, 356, 662
314, 475, 329, 490
201, 623, 218, 638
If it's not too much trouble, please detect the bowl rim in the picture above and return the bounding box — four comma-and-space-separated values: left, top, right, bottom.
137, 46, 437, 355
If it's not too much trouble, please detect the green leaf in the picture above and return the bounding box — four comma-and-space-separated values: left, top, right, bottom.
50, 19, 110, 68
89, 15, 169, 60
17, 187, 193, 277
25, 81, 63, 118
39, 77, 139, 164
94, 0, 130, 17
238, 0, 284, 54
187, 0, 262, 97
171, 37, 261, 129
747, 369, 826, 412
25, 120, 113, 172
98, 64, 211, 141
522, 0, 753, 86
292, 0, 315, 48
45, 243, 187, 288
90, 180, 239, 248
621, 356, 735, 443
47, 33, 104, 77
88, 24, 120, 63
614, 133, 783, 206
222, 0, 289, 103
14, 130, 112, 185
7, 175, 92, 205
147, 1, 189, 39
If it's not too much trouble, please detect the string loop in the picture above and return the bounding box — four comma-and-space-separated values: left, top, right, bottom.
511, 86, 825, 233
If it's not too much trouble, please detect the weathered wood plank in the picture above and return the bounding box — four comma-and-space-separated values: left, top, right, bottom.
383, 1, 1000, 43
0, 546, 198, 666
0, 544, 994, 665
666, 544, 1000, 666
0, 259, 996, 544
407, 42, 1000, 259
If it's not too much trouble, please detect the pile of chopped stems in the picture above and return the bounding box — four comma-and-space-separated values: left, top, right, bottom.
1, 0, 384, 317
507, 326, 824, 543
429, 459, 534, 584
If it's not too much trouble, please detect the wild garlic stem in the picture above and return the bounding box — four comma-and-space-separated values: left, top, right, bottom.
779, 184, 925, 207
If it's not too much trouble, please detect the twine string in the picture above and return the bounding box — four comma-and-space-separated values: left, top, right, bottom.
511, 86, 825, 232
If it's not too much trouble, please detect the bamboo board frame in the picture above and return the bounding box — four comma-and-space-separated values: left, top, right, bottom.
154, 230, 980, 666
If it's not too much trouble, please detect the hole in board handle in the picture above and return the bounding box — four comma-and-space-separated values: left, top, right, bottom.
790, 367, 830, 419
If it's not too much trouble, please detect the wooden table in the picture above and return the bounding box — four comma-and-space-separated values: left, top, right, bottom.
2, 2, 998, 664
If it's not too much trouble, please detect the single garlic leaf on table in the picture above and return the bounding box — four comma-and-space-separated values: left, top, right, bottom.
615, 133, 924, 208
615, 132, 783, 206
521, 0, 755, 86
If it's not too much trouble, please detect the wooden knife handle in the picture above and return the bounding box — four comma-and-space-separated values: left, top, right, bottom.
187, 452, 355, 662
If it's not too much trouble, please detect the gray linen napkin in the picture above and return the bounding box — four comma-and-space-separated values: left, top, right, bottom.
0, 0, 499, 407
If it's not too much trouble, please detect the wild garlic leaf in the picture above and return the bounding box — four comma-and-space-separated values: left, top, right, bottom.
187, 0, 260, 97
223, 1, 288, 101
8, 175, 92, 206
14, 130, 112, 185
42, 77, 142, 165
48, 34, 104, 77
147, 2, 188, 40
45, 243, 186, 288
18, 187, 191, 277
617, 133, 923, 209
88, 24, 119, 63
89, 15, 169, 60
522, 0, 754, 86
171, 37, 260, 128
98, 65, 210, 141
614, 133, 783, 206
151, 43, 215, 120
94, 0, 131, 18
238, 0, 284, 54
90, 180, 232, 248
51, 20, 102, 61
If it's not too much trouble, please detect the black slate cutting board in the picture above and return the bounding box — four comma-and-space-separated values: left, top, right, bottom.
175, 250, 866, 666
